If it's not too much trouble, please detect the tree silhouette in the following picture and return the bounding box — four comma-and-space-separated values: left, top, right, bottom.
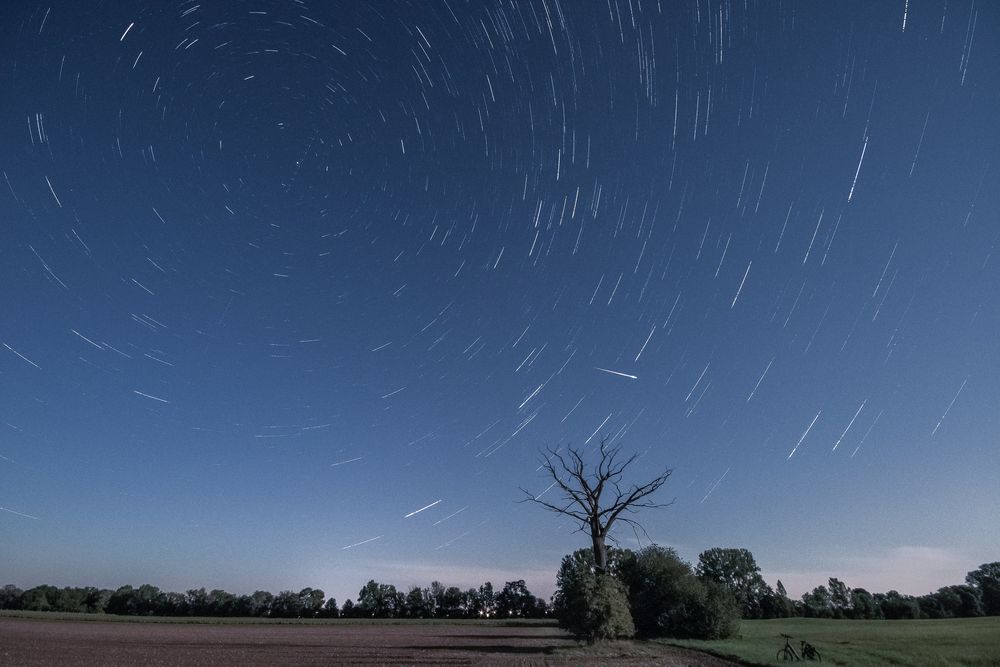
522, 437, 673, 574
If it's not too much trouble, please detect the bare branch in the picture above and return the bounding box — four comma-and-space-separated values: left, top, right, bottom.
616, 516, 657, 546
518, 490, 591, 526
536, 447, 591, 514
523, 438, 673, 573
604, 470, 673, 529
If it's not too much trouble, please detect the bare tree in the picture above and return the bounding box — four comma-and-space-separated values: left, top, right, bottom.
521, 437, 673, 574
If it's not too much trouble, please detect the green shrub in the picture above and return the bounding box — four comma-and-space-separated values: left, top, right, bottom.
586, 574, 636, 642
684, 579, 742, 639
553, 550, 635, 642
620, 545, 740, 640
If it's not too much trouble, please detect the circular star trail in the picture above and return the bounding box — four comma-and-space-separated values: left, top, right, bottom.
2, 1, 998, 600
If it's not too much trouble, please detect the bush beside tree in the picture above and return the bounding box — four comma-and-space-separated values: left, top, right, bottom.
553, 549, 634, 641
619, 545, 740, 640
553, 545, 740, 641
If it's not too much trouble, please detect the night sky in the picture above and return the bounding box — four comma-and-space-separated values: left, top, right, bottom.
2, 1, 998, 604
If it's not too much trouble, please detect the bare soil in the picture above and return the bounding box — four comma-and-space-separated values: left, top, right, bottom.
0, 616, 739, 666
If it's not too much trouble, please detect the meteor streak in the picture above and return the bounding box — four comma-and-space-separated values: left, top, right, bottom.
594, 367, 637, 380
404, 499, 442, 518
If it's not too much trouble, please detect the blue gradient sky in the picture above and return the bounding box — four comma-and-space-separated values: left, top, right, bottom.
2, 1, 998, 603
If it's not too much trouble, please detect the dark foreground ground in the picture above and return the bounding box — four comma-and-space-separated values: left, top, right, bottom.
0, 616, 738, 666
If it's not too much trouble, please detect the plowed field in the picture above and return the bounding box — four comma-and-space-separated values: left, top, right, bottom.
0, 616, 738, 666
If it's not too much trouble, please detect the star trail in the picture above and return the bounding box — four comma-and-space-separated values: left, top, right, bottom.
2, 1, 998, 601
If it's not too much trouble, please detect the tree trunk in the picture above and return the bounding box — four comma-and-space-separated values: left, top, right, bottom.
592, 532, 608, 575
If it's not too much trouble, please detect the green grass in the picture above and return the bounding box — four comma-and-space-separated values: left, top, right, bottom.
0, 610, 556, 627
668, 617, 1000, 666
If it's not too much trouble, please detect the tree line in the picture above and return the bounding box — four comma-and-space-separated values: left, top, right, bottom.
0, 578, 548, 620
551, 545, 1000, 642
692, 548, 1000, 621
3, 554, 996, 627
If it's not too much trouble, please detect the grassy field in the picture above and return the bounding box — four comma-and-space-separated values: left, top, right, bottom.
669, 617, 1000, 666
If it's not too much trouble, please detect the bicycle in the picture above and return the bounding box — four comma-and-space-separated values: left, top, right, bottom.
776, 634, 800, 661
800, 640, 821, 661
